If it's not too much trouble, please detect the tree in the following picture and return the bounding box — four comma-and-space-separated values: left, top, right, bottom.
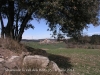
0, 0, 7, 38
90, 34, 100, 44
0, 0, 100, 42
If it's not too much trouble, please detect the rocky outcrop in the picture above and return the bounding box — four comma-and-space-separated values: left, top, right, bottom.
0, 52, 62, 75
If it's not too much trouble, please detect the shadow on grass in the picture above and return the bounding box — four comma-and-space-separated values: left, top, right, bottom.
25, 46, 72, 70
48, 54, 72, 70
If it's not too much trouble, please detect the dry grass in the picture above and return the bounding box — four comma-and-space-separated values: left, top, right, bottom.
0, 38, 27, 54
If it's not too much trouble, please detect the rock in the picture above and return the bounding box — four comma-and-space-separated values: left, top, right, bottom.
0, 58, 4, 62
4, 56, 21, 69
48, 61, 61, 72
47, 61, 63, 75
0, 52, 62, 75
4, 61, 18, 69
7, 56, 19, 62
0, 63, 5, 75
4, 52, 30, 69
23, 55, 49, 68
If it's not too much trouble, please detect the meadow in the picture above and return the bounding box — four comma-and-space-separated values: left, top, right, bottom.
25, 41, 100, 75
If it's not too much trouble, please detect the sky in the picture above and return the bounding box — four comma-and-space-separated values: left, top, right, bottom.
0, 19, 100, 39
22, 19, 100, 39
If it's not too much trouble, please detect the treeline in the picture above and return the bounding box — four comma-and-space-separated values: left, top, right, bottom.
67, 34, 100, 45
65, 34, 100, 49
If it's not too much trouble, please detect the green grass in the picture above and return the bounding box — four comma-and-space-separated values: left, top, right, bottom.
25, 42, 100, 75
25, 42, 66, 49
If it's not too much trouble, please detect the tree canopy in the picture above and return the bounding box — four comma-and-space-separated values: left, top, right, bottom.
0, 0, 100, 42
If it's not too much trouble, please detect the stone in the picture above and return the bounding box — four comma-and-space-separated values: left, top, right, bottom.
0, 52, 62, 75
7, 56, 19, 62
3, 56, 19, 68
47, 61, 62, 75
0, 63, 5, 75
23, 55, 49, 68
48, 61, 61, 72
4, 52, 30, 69
0, 58, 4, 62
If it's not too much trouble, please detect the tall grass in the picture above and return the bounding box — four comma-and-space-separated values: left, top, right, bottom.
0, 38, 27, 53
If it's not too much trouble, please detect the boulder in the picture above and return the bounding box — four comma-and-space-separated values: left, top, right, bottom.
4, 56, 20, 69
4, 52, 30, 69
48, 61, 61, 72
23, 55, 49, 68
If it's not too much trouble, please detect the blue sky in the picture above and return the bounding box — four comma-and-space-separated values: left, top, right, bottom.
23, 19, 100, 39
0, 19, 100, 39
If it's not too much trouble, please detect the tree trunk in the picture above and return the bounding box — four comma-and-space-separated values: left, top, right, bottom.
15, 9, 20, 40
1, 0, 35, 42
5, 0, 14, 39
17, 12, 33, 42
0, 12, 5, 38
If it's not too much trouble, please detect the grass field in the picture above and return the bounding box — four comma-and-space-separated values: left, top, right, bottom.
25, 42, 100, 75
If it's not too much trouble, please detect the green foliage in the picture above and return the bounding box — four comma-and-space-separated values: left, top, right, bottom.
37, 0, 100, 38
0, 0, 100, 42
67, 34, 100, 45
90, 34, 100, 44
